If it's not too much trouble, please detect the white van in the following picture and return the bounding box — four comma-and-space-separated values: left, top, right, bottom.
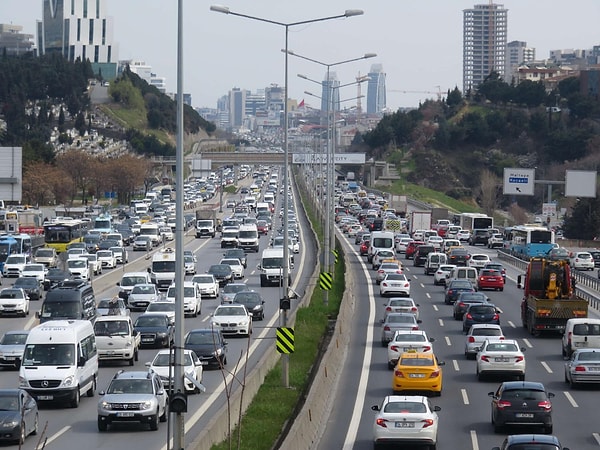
20, 320, 98, 407
424, 252, 448, 275
562, 318, 600, 357
116, 271, 152, 300
446, 266, 478, 287
367, 231, 395, 263
139, 223, 161, 246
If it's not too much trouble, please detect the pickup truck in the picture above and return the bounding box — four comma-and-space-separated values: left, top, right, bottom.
93, 315, 140, 366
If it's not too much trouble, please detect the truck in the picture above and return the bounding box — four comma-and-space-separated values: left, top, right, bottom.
93, 315, 140, 366
150, 248, 176, 291
409, 211, 432, 235
458, 213, 493, 231
195, 208, 217, 238
517, 257, 588, 336
257, 248, 293, 287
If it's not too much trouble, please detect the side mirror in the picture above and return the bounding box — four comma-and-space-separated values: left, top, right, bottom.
429, 337, 435, 342
371, 405, 380, 412
437, 361, 445, 366
78, 356, 86, 367
116, 282, 120, 286
521, 347, 526, 352
416, 319, 422, 324
548, 392, 555, 398
433, 406, 441, 412
145, 362, 151, 367
487, 392, 495, 397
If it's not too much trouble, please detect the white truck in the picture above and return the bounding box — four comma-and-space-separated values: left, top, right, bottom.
195, 209, 217, 238
257, 248, 293, 287
409, 211, 432, 235
150, 248, 177, 291
93, 315, 140, 366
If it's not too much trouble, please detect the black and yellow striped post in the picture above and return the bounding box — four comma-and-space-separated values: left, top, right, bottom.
319, 272, 333, 290
276, 327, 295, 354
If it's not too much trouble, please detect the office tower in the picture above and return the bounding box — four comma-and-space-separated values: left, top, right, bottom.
366, 64, 386, 114
229, 88, 246, 129
321, 71, 340, 112
505, 41, 535, 84
37, 0, 117, 77
0, 24, 35, 55
463, 3, 508, 94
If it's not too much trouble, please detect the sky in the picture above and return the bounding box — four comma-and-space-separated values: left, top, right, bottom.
3, 1, 600, 111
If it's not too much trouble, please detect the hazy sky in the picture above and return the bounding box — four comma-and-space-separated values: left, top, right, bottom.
4, 1, 600, 111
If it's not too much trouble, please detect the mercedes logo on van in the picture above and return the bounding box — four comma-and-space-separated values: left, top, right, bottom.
42, 380, 49, 387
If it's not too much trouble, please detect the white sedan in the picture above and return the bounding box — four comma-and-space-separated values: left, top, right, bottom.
210, 304, 252, 337
457, 230, 471, 242
380, 273, 411, 297
372, 395, 440, 449
191, 274, 219, 298
434, 264, 456, 286
21, 263, 47, 283
0, 287, 29, 317
160, 226, 174, 241
220, 258, 244, 279
147, 349, 203, 393
96, 250, 117, 269
468, 253, 491, 268
386, 330, 434, 369
476, 339, 526, 381
426, 235, 444, 250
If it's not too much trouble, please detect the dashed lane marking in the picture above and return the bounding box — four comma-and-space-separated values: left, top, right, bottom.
507, 320, 516, 328
541, 361, 553, 373
445, 336, 451, 346
564, 391, 579, 407
470, 430, 479, 450
462, 389, 470, 405
438, 318, 444, 327
453, 360, 460, 371
522, 338, 533, 348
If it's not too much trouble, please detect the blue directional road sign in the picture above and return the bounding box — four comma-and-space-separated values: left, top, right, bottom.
503, 168, 535, 196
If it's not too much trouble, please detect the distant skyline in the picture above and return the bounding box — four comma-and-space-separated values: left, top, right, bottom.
4, 1, 600, 111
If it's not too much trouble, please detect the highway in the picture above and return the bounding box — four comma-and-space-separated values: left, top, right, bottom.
0, 178, 318, 450
316, 235, 600, 450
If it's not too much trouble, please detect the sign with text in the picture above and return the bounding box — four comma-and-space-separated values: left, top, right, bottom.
292, 153, 365, 165
503, 168, 535, 196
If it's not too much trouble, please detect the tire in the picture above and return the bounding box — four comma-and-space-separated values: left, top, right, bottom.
149, 412, 159, 431
18, 421, 25, 445
388, 361, 395, 370
87, 377, 96, 397
71, 388, 80, 408
493, 423, 503, 433
134, 349, 139, 362
129, 356, 135, 366
518, 374, 525, 381
32, 413, 38, 436
97, 417, 108, 431
159, 403, 168, 423
381, 340, 387, 347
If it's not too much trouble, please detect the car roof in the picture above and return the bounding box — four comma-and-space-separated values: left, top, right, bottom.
500, 381, 546, 390
113, 371, 153, 380
505, 434, 561, 445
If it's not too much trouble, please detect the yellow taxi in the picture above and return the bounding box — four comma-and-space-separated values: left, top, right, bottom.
392, 351, 444, 396
381, 257, 402, 267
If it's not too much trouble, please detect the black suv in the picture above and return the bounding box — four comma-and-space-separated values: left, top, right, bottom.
489, 381, 554, 434
413, 245, 435, 267
492, 434, 569, 450
184, 328, 228, 369
469, 229, 491, 246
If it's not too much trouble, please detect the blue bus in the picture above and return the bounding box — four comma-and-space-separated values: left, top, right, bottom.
0, 236, 19, 272
509, 225, 555, 260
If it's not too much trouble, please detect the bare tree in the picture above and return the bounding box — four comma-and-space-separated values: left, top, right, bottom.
479, 169, 501, 216
56, 150, 93, 204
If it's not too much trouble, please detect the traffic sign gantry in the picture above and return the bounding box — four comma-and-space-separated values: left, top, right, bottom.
319, 272, 333, 290
276, 327, 295, 354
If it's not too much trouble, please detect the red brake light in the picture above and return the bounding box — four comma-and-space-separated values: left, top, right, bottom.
497, 400, 511, 409
421, 419, 434, 428
390, 345, 400, 352
466, 313, 473, 319
376, 418, 388, 428
429, 370, 440, 378
378, 270, 384, 274
468, 336, 475, 343
538, 400, 552, 410
385, 307, 392, 312
384, 326, 391, 331
394, 370, 404, 378
515, 356, 524, 362
412, 326, 419, 330
575, 365, 586, 372
411, 307, 417, 311
493, 314, 499, 320
480, 355, 489, 362
458, 302, 465, 307
423, 346, 431, 352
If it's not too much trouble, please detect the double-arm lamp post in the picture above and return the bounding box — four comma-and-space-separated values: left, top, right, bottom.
209, 5, 363, 388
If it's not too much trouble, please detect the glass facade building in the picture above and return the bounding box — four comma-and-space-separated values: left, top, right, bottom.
366, 64, 386, 114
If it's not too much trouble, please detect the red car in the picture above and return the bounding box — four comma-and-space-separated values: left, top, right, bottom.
360, 239, 370, 256
256, 220, 269, 235
405, 241, 425, 260
477, 268, 504, 291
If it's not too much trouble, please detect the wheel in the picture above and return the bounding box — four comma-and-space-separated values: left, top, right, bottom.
32, 413, 38, 436
430, 444, 437, 450
129, 355, 135, 366
71, 388, 80, 408
493, 423, 503, 433
87, 378, 96, 397
134, 349, 139, 362
381, 340, 387, 347
18, 421, 25, 445
477, 369, 484, 381
149, 412, 159, 431
388, 361, 395, 370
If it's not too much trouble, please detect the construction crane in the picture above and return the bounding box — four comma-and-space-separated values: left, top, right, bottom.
388, 86, 445, 101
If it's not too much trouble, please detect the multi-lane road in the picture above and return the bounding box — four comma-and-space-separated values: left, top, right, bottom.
0, 180, 318, 450
317, 235, 600, 450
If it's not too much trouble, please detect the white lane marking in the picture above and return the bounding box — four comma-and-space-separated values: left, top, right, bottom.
507, 320, 516, 328
453, 360, 460, 371
541, 361, 553, 373
426, 293, 431, 299
432, 305, 439, 312
592, 432, 600, 445
438, 318, 444, 327
461, 389, 469, 405
563, 391, 579, 408
342, 245, 377, 450
24, 316, 37, 331
496, 307, 504, 313
420, 283, 425, 288
470, 430, 479, 450
445, 336, 451, 346
522, 338, 533, 348
44, 426, 70, 446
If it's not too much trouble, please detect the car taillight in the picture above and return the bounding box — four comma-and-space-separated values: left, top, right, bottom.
448, 289, 454, 295
382, 283, 388, 287
479, 277, 485, 281
386, 306, 392, 312
493, 314, 499, 320
421, 419, 434, 428
575, 365, 587, 372
411, 307, 417, 312
423, 346, 431, 352
538, 400, 552, 411
376, 418, 388, 428
465, 313, 473, 319
390, 345, 400, 352
458, 302, 465, 307
480, 355, 489, 362
515, 356, 524, 362
403, 283, 410, 287
394, 370, 404, 378
378, 270, 384, 274
497, 400, 511, 409
429, 370, 440, 378
468, 336, 475, 343
412, 326, 419, 330
384, 326, 391, 331
499, 336, 505, 340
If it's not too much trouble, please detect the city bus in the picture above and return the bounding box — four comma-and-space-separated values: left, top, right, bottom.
509, 225, 555, 260
44, 220, 88, 253
0, 236, 19, 272
458, 213, 493, 231
91, 214, 112, 236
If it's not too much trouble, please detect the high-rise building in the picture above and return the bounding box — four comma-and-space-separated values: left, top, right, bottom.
0, 24, 35, 55
37, 0, 118, 78
321, 71, 340, 112
228, 88, 246, 129
463, 3, 508, 94
505, 41, 535, 84
366, 64, 386, 114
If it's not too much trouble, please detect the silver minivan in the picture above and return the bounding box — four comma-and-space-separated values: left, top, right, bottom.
424, 252, 448, 275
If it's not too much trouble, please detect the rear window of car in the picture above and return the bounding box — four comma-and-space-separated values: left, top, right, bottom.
501, 389, 546, 401
469, 305, 496, 314
400, 357, 434, 366
472, 328, 502, 336
395, 334, 426, 342
481, 269, 500, 276
573, 323, 600, 335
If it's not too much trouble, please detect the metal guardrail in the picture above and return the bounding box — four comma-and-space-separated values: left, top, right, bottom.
496, 250, 600, 311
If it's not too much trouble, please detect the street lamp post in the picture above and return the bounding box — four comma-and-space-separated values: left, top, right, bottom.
210, 5, 363, 389
291, 52, 375, 303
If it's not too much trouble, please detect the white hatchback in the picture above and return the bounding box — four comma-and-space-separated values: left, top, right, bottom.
468, 253, 491, 268
570, 251, 594, 271
386, 330, 433, 369
476, 339, 525, 381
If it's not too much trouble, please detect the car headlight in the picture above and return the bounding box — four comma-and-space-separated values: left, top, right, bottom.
156, 332, 167, 337
139, 401, 153, 410
1, 420, 19, 428
212, 348, 222, 356
62, 375, 75, 387
100, 400, 113, 410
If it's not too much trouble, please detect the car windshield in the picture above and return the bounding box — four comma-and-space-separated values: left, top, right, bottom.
36, 249, 54, 257
399, 357, 434, 366
147, 303, 174, 312
215, 307, 246, 316
152, 352, 192, 367
577, 352, 600, 362
0, 333, 28, 345
22, 343, 75, 366
501, 389, 546, 401
388, 315, 415, 324
94, 320, 129, 336
135, 316, 166, 327
186, 332, 219, 345
107, 379, 153, 395
394, 334, 426, 342
469, 305, 495, 314
15, 278, 37, 286
131, 285, 154, 294
383, 401, 426, 413
193, 276, 213, 284
472, 328, 502, 336
390, 299, 413, 307
0, 290, 23, 299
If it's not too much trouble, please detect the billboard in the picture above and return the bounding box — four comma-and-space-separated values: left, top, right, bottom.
503, 168, 535, 196
0, 147, 22, 202
292, 153, 365, 165
565, 170, 596, 198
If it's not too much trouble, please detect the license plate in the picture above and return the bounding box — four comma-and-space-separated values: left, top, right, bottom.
495, 357, 509, 362
142, 338, 154, 342
408, 373, 425, 378
117, 412, 135, 418
515, 413, 534, 418
4, 356, 15, 360
575, 342, 587, 347
395, 422, 415, 428
589, 366, 600, 371
38, 395, 53, 400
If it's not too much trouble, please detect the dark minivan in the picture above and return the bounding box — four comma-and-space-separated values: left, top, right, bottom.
413, 245, 435, 267
37, 280, 97, 323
